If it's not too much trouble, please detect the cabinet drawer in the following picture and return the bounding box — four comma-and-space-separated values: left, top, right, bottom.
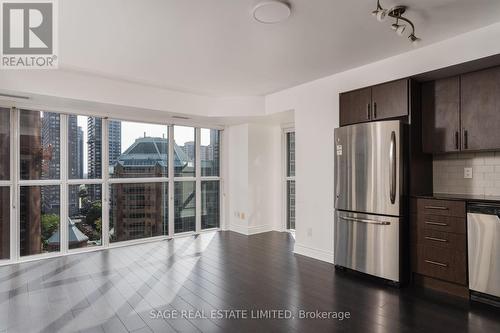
417, 199, 465, 217
417, 214, 466, 234
416, 245, 467, 285
416, 229, 466, 252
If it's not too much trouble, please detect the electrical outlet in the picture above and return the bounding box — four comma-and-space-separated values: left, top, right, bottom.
464, 167, 473, 179
307, 228, 312, 237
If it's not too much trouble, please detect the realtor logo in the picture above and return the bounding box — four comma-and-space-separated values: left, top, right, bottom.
1, 0, 58, 68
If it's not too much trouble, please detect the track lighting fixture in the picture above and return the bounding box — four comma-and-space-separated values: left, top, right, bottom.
371, 0, 421, 45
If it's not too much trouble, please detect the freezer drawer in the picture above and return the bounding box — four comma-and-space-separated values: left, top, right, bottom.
334, 120, 403, 217
334, 210, 400, 282
468, 210, 500, 298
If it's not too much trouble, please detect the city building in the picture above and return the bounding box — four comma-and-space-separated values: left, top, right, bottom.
87, 118, 121, 201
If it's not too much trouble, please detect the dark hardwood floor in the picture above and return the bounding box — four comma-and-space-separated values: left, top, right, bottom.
0, 231, 499, 333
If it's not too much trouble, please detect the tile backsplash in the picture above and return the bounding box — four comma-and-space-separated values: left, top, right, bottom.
433, 152, 500, 196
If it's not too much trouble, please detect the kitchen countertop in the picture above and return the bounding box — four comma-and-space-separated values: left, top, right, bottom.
413, 193, 500, 203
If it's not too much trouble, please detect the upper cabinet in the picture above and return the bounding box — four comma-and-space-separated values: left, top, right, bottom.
461, 67, 500, 151
372, 79, 409, 120
339, 87, 372, 126
422, 77, 460, 153
340, 79, 409, 126
422, 66, 500, 153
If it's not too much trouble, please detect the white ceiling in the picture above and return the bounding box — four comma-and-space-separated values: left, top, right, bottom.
59, 0, 500, 96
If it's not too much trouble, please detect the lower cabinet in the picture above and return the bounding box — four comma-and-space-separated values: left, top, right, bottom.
411, 198, 468, 297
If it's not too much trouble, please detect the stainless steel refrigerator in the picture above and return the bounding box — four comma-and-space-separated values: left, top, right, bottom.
334, 120, 403, 282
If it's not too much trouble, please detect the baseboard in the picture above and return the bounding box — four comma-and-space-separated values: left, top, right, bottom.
294, 243, 334, 264
228, 224, 274, 235
229, 223, 250, 235
247, 224, 273, 235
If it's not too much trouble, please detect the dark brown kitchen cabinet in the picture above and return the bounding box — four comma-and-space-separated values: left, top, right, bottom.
421, 77, 460, 153
371, 79, 409, 120
339, 87, 371, 126
461, 66, 500, 151
339, 79, 409, 126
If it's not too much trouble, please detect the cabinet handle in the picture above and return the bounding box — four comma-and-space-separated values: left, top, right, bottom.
463, 129, 468, 149
425, 236, 448, 243
424, 205, 449, 210
425, 221, 448, 226
367, 103, 371, 120
425, 260, 448, 267
455, 131, 459, 150
373, 102, 377, 119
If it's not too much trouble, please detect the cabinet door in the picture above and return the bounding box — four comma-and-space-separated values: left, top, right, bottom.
339, 87, 372, 126
421, 77, 460, 153
461, 67, 500, 151
372, 79, 409, 120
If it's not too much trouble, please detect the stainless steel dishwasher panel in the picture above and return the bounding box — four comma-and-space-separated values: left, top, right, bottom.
468, 211, 500, 298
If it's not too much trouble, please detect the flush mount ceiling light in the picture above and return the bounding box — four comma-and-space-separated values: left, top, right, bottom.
371, 0, 421, 46
253, 1, 291, 24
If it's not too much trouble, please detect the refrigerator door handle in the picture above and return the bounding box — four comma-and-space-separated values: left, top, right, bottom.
339, 216, 391, 225
389, 131, 396, 204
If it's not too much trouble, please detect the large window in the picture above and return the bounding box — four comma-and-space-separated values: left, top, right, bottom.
108, 120, 169, 243
0, 106, 221, 262
285, 131, 295, 230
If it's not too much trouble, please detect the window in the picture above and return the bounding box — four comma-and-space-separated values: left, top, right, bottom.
201, 128, 220, 177
0, 187, 9, 260
20, 185, 60, 256
19, 109, 62, 256
174, 125, 195, 177
201, 181, 219, 229
109, 120, 168, 178
0, 108, 10, 180
200, 128, 220, 230
174, 181, 195, 233
69, 184, 102, 249
110, 182, 167, 242
285, 131, 295, 230
20, 110, 60, 180
1, 106, 222, 263
108, 120, 169, 243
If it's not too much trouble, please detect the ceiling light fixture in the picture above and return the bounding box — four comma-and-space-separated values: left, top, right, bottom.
371, 0, 421, 46
253, 1, 291, 24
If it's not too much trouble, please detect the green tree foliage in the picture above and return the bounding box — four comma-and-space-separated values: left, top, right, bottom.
41, 214, 59, 244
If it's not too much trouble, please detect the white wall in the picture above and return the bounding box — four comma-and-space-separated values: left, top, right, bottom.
225, 122, 283, 235
265, 22, 500, 263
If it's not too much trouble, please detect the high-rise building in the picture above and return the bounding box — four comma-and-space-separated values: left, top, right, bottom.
77, 127, 84, 179
68, 117, 82, 215
87, 119, 121, 201
41, 113, 60, 215
182, 141, 195, 161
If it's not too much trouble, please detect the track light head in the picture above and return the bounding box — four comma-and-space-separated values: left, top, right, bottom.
396, 24, 406, 36
409, 34, 420, 46
376, 9, 387, 22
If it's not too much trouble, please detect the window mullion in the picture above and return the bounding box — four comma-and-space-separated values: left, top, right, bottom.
10, 107, 19, 261
168, 125, 174, 238
195, 127, 201, 234
102, 118, 110, 247
60, 114, 69, 253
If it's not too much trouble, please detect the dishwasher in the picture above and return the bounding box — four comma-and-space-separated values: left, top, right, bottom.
468, 202, 500, 305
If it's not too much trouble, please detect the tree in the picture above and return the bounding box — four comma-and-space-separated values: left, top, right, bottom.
41, 214, 59, 245
86, 201, 102, 228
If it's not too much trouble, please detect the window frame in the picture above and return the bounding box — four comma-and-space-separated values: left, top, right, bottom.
0, 104, 223, 265
282, 127, 296, 232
